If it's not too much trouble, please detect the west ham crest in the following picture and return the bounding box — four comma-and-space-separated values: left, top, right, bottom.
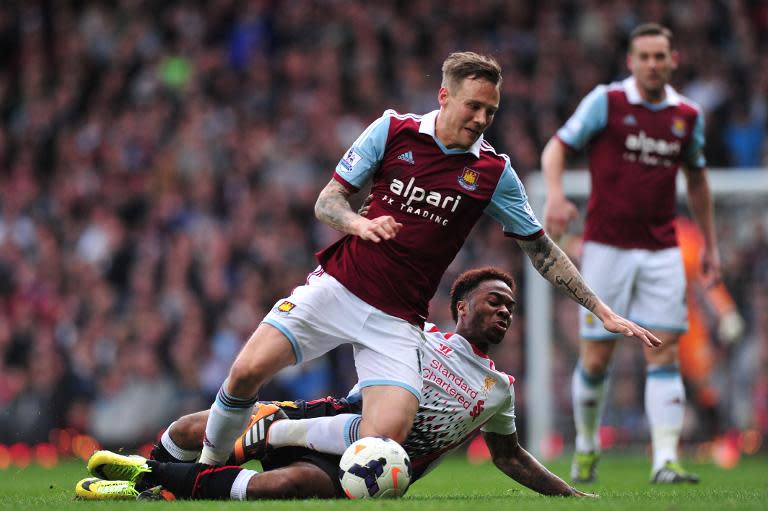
671, 117, 687, 138
457, 167, 479, 191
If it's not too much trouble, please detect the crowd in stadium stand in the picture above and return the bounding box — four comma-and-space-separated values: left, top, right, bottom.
0, 1, 766, 446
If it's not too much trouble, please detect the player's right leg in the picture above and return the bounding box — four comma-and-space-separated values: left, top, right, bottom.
571, 338, 615, 483
199, 322, 296, 465
202, 267, 367, 465
571, 241, 634, 483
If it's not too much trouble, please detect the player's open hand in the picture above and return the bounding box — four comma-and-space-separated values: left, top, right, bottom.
543, 195, 578, 240
354, 215, 402, 242
570, 488, 598, 498
599, 308, 662, 348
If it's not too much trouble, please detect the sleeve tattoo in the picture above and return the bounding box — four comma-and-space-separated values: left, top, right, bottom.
314, 179, 360, 234
517, 234, 598, 311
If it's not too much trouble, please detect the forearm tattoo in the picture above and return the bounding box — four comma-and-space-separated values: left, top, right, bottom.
314, 180, 359, 234
518, 235, 598, 312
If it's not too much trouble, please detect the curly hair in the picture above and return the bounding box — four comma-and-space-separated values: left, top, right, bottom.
449, 267, 516, 322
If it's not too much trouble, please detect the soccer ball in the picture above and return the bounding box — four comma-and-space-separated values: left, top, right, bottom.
338, 437, 412, 499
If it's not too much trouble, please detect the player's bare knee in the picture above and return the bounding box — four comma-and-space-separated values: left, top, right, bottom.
172, 411, 208, 447
645, 338, 679, 366
227, 361, 266, 397
580, 342, 614, 375
169, 415, 194, 445
580, 356, 609, 376
360, 418, 412, 444
387, 424, 412, 444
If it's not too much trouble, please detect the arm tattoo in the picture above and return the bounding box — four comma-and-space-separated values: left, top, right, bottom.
314, 179, 360, 234
517, 235, 598, 311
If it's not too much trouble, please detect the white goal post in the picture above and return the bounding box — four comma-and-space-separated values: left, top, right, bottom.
523, 168, 768, 457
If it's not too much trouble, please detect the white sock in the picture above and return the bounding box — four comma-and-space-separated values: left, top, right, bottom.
645, 364, 685, 472
230, 469, 258, 500
199, 384, 259, 465
161, 423, 200, 461
572, 362, 608, 453
268, 414, 361, 455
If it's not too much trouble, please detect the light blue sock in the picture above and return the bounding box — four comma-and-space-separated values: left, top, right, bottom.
268, 414, 362, 455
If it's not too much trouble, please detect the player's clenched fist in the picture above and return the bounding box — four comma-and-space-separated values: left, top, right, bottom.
353, 215, 403, 242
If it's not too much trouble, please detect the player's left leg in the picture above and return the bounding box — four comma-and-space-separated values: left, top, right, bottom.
150, 462, 335, 499
84, 450, 336, 500
245, 462, 337, 499
233, 397, 362, 461
632, 246, 698, 483
265, 387, 418, 455
359, 385, 420, 441
643, 334, 699, 483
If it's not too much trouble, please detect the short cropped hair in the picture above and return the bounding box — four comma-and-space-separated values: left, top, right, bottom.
441, 52, 502, 92
450, 267, 516, 322
629, 23, 674, 51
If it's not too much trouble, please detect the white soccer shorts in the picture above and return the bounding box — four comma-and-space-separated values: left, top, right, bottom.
262, 267, 424, 399
579, 241, 688, 339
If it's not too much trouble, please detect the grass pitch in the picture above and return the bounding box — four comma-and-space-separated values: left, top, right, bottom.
0, 452, 765, 510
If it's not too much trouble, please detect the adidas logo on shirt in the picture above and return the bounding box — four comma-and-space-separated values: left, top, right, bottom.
397, 151, 415, 165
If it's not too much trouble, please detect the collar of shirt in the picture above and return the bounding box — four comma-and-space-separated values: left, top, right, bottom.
623, 76, 681, 109
419, 110, 483, 158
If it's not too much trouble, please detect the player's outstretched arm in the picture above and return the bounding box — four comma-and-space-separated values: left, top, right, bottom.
483, 432, 595, 497
315, 179, 402, 242
516, 234, 662, 347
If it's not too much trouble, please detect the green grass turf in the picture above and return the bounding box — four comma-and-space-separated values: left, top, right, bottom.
0, 453, 766, 510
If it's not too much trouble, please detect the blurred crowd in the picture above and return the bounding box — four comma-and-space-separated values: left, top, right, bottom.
0, 0, 766, 448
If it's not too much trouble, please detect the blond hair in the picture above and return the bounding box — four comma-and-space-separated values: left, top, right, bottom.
441, 52, 502, 91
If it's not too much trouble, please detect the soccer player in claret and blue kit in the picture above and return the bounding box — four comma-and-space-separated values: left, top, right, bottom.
541, 23, 720, 484
195, 51, 660, 472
